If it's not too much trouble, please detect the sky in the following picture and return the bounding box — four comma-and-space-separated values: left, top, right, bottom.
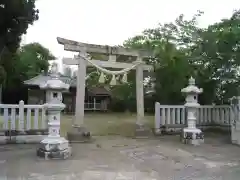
24, 0, 238, 71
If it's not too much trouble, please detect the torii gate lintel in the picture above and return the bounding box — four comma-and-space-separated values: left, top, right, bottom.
57, 37, 152, 57
57, 37, 153, 139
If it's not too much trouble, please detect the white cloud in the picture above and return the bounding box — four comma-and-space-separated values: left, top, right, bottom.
24, 0, 238, 71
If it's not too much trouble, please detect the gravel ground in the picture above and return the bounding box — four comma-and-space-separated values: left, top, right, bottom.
0, 135, 240, 180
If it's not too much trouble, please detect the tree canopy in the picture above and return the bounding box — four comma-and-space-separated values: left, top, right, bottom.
18, 43, 55, 78
3, 43, 55, 88
119, 10, 240, 110
0, 0, 39, 85
83, 10, 240, 111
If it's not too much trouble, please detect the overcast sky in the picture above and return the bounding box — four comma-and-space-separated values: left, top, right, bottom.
24, 0, 238, 70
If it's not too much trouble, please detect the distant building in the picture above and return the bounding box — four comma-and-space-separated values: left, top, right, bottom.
24, 72, 111, 113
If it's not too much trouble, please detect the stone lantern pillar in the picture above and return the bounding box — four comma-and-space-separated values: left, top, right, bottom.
181, 77, 204, 145
36, 64, 72, 159
230, 96, 240, 145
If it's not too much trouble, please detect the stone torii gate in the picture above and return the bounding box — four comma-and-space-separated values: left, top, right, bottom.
57, 37, 153, 140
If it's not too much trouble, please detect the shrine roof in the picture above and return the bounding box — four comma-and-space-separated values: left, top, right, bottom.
24, 72, 73, 87
88, 86, 111, 96
24, 73, 111, 96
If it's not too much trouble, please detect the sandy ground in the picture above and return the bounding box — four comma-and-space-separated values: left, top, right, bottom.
0, 134, 240, 180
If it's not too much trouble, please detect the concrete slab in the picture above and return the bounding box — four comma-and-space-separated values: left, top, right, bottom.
0, 135, 240, 179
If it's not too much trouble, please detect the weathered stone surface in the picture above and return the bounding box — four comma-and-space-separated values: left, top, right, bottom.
134, 124, 153, 138
181, 77, 204, 146
67, 126, 91, 143
181, 129, 204, 145
37, 137, 72, 160
0, 135, 240, 179
0, 135, 47, 144
57, 37, 153, 57
0, 130, 48, 144
3, 129, 47, 136
37, 147, 72, 160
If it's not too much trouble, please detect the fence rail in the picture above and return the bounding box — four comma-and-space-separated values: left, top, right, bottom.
155, 102, 232, 131
0, 100, 47, 132
197, 105, 231, 126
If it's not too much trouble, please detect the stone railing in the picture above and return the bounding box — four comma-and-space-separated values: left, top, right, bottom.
155, 102, 232, 133
196, 105, 231, 126
0, 100, 47, 143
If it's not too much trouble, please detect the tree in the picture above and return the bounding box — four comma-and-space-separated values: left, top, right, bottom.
124, 10, 240, 106
123, 12, 204, 105
181, 10, 240, 104
6, 43, 55, 88
0, 0, 39, 84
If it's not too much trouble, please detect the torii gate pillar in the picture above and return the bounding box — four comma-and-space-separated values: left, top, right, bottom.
57, 37, 153, 139
136, 58, 145, 125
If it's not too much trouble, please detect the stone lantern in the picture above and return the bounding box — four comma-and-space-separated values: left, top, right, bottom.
181, 77, 204, 145
230, 96, 240, 145
36, 64, 72, 159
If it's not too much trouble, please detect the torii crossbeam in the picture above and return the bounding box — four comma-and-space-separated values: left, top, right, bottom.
57, 37, 153, 139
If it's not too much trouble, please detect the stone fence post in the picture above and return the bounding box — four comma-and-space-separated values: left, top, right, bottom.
155, 102, 161, 134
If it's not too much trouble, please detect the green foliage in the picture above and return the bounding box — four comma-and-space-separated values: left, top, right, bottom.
0, 0, 39, 52
4, 43, 55, 88
123, 12, 202, 105
0, 0, 38, 88
191, 10, 240, 103
18, 43, 55, 79
86, 70, 100, 87
119, 9, 240, 110
0, 0, 39, 86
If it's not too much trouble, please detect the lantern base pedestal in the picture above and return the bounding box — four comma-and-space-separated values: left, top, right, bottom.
36, 137, 72, 160
67, 126, 91, 143
231, 122, 240, 145
181, 128, 204, 146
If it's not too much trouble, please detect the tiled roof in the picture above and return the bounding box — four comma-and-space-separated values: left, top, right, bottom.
24, 73, 73, 86
88, 86, 111, 96
24, 73, 111, 96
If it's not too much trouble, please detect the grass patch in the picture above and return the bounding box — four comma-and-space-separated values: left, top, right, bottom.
0, 112, 155, 137
61, 113, 155, 137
